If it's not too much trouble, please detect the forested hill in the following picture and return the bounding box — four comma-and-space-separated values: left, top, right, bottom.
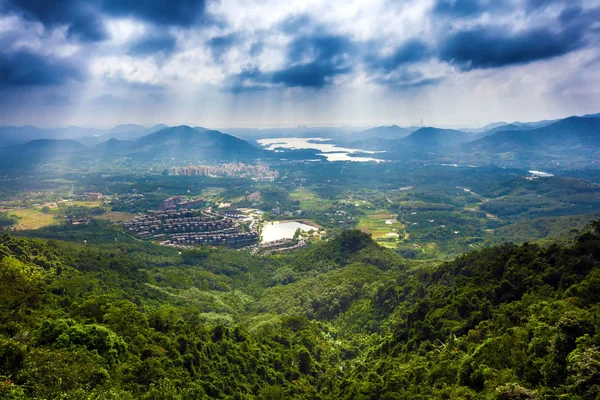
2, 224, 600, 398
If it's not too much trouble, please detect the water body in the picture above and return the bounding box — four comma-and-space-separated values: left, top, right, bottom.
529, 170, 554, 177
261, 221, 316, 243
257, 137, 383, 162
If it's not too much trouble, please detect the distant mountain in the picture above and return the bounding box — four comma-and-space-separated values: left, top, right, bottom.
462, 119, 558, 134
19, 139, 87, 153
148, 124, 169, 132
0, 126, 48, 146
109, 124, 147, 134
99, 125, 263, 161
0, 124, 172, 147
403, 127, 473, 148
467, 116, 600, 154
461, 121, 510, 134
332, 125, 417, 148
108, 124, 170, 135
480, 122, 510, 131
513, 119, 559, 129
583, 112, 600, 119
347, 127, 473, 159
473, 123, 537, 140
221, 126, 359, 140
0, 126, 263, 170
0, 139, 89, 169
94, 138, 137, 154
349, 137, 396, 150
79, 124, 172, 145
0, 126, 103, 146
355, 125, 417, 139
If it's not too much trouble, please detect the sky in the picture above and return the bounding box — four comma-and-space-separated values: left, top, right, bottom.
0, 0, 599, 128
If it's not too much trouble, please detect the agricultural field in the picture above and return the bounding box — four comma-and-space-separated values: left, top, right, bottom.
357, 209, 405, 248
64, 200, 103, 207
201, 187, 227, 201
93, 211, 136, 222
290, 186, 334, 211
9, 208, 59, 230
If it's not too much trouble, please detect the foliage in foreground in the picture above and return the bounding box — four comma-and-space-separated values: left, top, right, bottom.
0, 223, 600, 398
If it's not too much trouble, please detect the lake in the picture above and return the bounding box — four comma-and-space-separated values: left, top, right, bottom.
257, 137, 384, 162
261, 221, 317, 243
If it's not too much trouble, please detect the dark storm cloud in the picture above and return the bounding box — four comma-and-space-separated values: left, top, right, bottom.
225, 66, 269, 93
5, 0, 107, 41
433, 0, 509, 17
271, 62, 351, 88
227, 32, 356, 91
438, 11, 593, 70
4, 0, 212, 43
525, 0, 579, 12
101, 0, 210, 27
286, 34, 354, 63
432, 0, 600, 72
0, 51, 83, 86
227, 61, 351, 92
276, 33, 355, 87
129, 33, 177, 56
366, 39, 431, 72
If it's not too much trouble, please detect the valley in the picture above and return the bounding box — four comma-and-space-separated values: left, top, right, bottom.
1, 115, 599, 400
3, 0, 600, 397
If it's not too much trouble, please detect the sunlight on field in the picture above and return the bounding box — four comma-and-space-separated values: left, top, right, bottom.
94, 212, 136, 222
290, 187, 333, 211
65, 200, 103, 207
201, 187, 227, 201
290, 187, 315, 201
10, 208, 59, 230
357, 210, 405, 248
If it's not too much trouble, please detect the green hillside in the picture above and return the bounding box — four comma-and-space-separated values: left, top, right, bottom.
1, 221, 600, 399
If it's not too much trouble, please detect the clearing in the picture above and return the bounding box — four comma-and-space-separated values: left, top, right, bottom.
94, 212, 136, 223
290, 187, 333, 211
357, 209, 406, 248
10, 208, 59, 230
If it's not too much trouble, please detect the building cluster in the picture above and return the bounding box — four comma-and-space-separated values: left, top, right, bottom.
124, 209, 258, 248
161, 230, 259, 248
84, 192, 103, 201
167, 162, 279, 181
251, 238, 307, 255
160, 196, 205, 210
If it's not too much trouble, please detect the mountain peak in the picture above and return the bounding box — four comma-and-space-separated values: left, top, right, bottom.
404, 127, 471, 147
110, 124, 147, 133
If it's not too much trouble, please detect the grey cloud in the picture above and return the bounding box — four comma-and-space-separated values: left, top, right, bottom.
0, 51, 83, 86
5, 0, 107, 41
433, 0, 510, 17
129, 33, 177, 56
207, 33, 240, 60
4, 0, 214, 44
366, 39, 431, 72
226, 32, 357, 91
438, 5, 598, 70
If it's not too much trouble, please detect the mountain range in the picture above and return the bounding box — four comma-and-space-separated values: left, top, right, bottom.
0, 124, 170, 147
0, 126, 263, 170
350, 114, 600, 166
467, 116, 600, 154
0, 112, 598, 170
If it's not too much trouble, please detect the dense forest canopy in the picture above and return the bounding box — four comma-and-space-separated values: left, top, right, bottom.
1, 221, 600, 399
